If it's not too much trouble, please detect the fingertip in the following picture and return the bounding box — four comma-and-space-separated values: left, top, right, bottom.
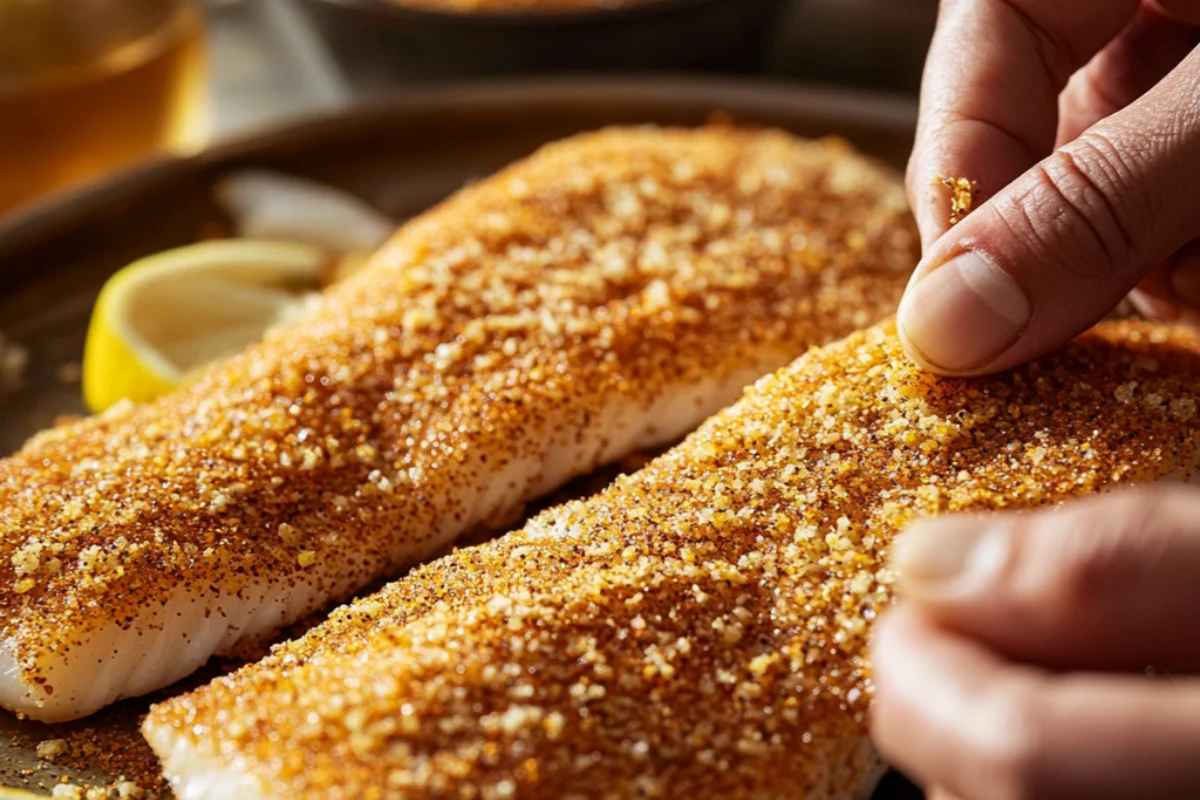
890, 516, 1010, 603
895, 250, 1032, 376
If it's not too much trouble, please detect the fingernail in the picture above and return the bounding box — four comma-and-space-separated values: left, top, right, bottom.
1170, 261, 1200, 308
891, 518, 1009, 600
898, 252, 1031, 373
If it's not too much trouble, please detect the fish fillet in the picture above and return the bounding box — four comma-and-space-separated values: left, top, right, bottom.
145, 319, 1200, 800
0, 126, 918, 722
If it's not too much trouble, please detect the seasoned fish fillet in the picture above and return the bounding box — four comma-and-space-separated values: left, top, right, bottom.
146, 320, 1200, 800
0, 127, 918, 722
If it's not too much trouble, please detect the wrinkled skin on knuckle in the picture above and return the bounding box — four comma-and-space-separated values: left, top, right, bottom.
1155, 56, 1200, 132
985, 185, 1104, 284
1064, 130, 1157, 250
990, 141, 1142, 283
1102, 61, 1200, 243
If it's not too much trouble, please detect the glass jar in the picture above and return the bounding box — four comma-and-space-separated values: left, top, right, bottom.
0, 0, 208, 215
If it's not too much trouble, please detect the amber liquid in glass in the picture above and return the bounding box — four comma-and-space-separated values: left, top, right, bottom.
0, 1, 207, 215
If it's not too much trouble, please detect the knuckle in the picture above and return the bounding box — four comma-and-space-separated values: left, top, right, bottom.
997, 0, 1079, 84
991, 137, 1144, 282
1018, 491, 1181, 612
1040, 517, 1128, 610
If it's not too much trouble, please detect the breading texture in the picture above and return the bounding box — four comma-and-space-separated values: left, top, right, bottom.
0, 126, 917, 720
147, 319, 1200, 800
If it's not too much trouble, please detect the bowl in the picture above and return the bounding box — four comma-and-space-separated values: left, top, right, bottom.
292, 0, 789, 86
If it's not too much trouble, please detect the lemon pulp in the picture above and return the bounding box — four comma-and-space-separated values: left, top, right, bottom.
83, 240, 328, 413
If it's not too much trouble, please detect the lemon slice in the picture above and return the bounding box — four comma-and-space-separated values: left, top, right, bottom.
0, 789, 46, 799
83, 240, 327, 413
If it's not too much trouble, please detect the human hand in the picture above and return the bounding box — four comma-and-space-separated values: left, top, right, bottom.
898, 1, 1200, 376
870, 485, 1200, 800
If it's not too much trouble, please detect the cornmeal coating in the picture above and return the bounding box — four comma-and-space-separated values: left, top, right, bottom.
0, 126, 917, 721
146, 320, 1200, 800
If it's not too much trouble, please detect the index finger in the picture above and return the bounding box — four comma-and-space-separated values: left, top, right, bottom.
871, 606, 1200, 800
907, 0, 1140, 249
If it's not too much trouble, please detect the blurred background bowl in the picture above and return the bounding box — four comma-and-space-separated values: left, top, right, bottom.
293, 0, 788, 86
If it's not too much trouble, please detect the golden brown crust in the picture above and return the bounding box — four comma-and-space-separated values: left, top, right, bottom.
0, 126, 916, 706
148, 319, 1200, 799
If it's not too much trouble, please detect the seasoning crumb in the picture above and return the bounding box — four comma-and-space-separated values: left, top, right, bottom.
36, 738, 68, 760
937, 175, 978, 225
116, 782, 146, 799
115, 782, 146, 799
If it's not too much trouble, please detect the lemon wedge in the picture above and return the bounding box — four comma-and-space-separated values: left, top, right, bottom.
83, 240, 328, 413
0, 788, 46, 800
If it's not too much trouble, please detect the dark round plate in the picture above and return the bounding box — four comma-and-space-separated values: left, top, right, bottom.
313, 0, 756, 26
0, 76, 921, 799
293, 0, 788, 82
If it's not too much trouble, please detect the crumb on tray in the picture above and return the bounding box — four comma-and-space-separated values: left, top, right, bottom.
35, 738, 68, 761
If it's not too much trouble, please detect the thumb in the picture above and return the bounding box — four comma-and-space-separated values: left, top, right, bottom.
898, 48, 1200, 376
890, 485, 1200, 672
